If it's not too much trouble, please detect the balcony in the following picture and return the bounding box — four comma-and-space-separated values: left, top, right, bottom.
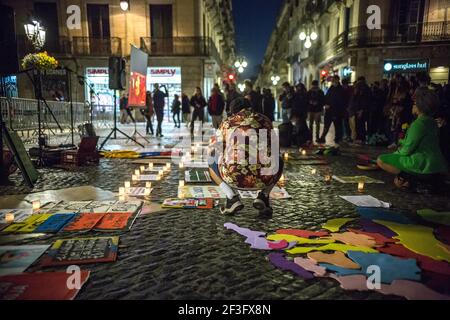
17, 35, 122, 58
72, 37, 122, 56
140, 37, 223, 64
347, 21, 450, 47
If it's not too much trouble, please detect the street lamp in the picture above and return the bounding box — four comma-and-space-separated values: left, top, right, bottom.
24, 19, 46, 50
299, 28, 318, 49
234, 57, 248, 74
271, 75, 280, 86
120, 0, 130, 11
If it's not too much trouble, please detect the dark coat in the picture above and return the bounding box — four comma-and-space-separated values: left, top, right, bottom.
325, 85, 347, 117
207, 93, 225, 116
307, 88, 325, 113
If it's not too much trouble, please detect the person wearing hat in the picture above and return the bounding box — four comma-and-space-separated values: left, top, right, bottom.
207, 97, 284, 218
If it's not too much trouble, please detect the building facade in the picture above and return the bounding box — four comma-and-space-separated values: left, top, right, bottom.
258, 0, 450, 90
4, 0, 235, 117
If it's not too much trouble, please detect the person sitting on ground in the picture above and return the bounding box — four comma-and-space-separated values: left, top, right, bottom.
377, 86, 448, 189
208, 97, 284, 218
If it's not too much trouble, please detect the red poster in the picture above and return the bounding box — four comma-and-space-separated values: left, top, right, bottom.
128, 72, 147, 107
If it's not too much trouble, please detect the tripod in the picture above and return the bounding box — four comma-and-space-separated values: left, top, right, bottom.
99, 90, 144, 149
127, 110, 150, 144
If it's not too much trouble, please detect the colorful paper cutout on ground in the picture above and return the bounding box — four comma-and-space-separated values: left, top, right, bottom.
329, 232, 377, 248
268, 253, 314, 280
417, 209, 450, 226
357, 207, 412, 224
307, 251, 360, 269
322, 251, 421, 284
286, 243, 378, 255
359, 219, 397, 238
275, 229, 329, 238
266, 234, 334, 245
322, 218, 356, 232
347, 228, 397, 246
224, 223, 295, 251
293, 257, 327, 276
374, 220, 450, 262
329, 274, 449, 300
435, 225, 450, 245
378, 243, 450, 275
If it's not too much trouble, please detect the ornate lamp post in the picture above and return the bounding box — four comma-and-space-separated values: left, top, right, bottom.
271, 75, 280, 86
24, 19, 46, 51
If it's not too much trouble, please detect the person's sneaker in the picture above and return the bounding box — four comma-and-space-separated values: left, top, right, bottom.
253, 192, 273, 217
220, 195, 244, 215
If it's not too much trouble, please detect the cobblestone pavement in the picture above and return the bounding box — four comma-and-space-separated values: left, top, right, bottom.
1, 123, 449, 300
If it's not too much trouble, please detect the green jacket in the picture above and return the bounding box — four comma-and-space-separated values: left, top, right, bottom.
380, 115, 448, 175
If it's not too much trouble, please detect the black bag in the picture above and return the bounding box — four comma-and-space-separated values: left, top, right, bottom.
278, 122, 293, 148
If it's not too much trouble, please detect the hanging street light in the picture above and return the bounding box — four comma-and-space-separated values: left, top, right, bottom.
271, 75, 280, 86
24, 18, 46, 50
237, 83, 246, 92
234, 56, 248, 74
299, 27, 318, 49
120, 0, 130, 11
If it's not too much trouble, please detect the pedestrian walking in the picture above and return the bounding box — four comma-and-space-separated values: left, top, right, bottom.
262, 88, 275, 122
306, 80, 325, 142
225, 83, 241, 115
279, 82, 295, 123
318, 75, 346, 145
140, 91, 154, 135
153, 83, 169, 137
190, 87, 207, 135
119, 93, 128, 124
208, 87, 225, 129
349, 76, 372, 144
181, 93, 191, 126
171, 94, 181, 128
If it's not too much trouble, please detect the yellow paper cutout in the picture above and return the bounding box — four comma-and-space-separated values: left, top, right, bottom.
322, 218, 356, 232
374, 220, 450, 262
286, 243, 378, 255
266, 234, 335, 244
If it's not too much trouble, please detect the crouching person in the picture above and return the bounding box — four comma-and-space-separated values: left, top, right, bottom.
377, 87, 448, 190
208, 98, 284, 218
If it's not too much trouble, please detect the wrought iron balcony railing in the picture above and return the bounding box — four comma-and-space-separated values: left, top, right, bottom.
140, 37, 223, 64
72, 37, 122, 56
17, 35, 122, 58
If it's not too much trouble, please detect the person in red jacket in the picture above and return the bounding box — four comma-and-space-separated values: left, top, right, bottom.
207, 87, 225, 129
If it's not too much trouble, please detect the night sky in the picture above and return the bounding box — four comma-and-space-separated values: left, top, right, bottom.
232, 0, 283, 80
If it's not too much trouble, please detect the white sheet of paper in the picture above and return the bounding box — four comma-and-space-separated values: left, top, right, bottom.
238, 187, 292, 200
339, 195, 391, 208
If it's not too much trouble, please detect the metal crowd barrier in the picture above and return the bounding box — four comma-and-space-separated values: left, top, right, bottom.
0, 97, 91, 144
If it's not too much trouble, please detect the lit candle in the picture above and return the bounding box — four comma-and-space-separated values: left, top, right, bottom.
179, 180, 185, 187
119, 187, 126, 195
324, 175, 332, 183
132, 175, 138, 181
301, 149, 307, 156
311, 169, 317, 175
166, 163, 171, 169
134, 169, 140, 176
32, 200, 41, 210
358, 181, 365, 193
148, 163, 154, 170
125, 181, 131, 189
146, 182, 152, 189
119, 195, 126, 201
5, 213, 14, 223
140, 165, 146, 172
144, 188, 151, 196
284, 152, 289, 161
158, 170, 164, 176
156, 175, 162, 181
179, 162, 184, 169
280, 174, 285, 183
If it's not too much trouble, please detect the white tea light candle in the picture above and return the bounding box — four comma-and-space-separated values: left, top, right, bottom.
32, 200, 41, 210
179, 180, 185, 187
140, 166, 145, 172
146, 182, 152, 188
119, 187, 126, 195
125, 181, 131, 188
134, 169, 140, 176
148, 163, 154, 169
5, 213, 14, 223
358, 181, 365, 193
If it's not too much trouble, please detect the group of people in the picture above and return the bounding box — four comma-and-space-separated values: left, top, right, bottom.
278, 73, 449, 190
